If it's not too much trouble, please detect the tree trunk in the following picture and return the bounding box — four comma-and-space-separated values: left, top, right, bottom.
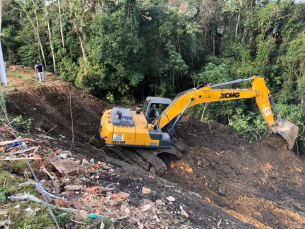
58, 0, 65, 47
70, 21, 86, 61
30, 0, 47, 69
235, 9, 241, 36
63, 0, 94, 62
212, 33, 215, 56
77, 30, 87, 62
21, 5, 47, 70
235, 0, 242, 37
48, 22, 56, 75
0, 0, 2, 32
37, 37, 47, 70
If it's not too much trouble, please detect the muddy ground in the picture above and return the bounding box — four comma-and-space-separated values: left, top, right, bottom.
4, 64, 305, 228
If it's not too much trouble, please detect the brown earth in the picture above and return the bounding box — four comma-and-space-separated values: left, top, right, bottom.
4, 64, 305, 228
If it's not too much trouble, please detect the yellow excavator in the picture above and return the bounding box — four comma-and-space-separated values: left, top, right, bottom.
100, 77, 299, 175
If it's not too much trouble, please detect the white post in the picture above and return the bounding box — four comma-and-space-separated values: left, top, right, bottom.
0, 39, 7, 87
0, 0, 7, 94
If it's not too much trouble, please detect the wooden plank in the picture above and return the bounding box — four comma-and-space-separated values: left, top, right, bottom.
10, 146, 38, 155
0, 139, 22, 146
0, 157, 42, 161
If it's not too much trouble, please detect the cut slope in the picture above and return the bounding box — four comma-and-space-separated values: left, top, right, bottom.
5, 64, 305, 228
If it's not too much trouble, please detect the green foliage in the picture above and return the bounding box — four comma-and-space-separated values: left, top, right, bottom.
59, 134, 66, 139
229, 108, 270, 143
3, 0, 305, 150
192, 62, 230, 87
18, 222, 32, 229
10, 160, 28, 174
0, 193, 6, 203
56, 213, 71, 227
14, 115, 34, 130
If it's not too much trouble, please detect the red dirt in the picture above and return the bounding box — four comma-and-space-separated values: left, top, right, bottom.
4, 64, 305, 228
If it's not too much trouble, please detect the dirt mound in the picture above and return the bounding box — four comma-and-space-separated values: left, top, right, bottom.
162, 116, 305, 228
258, 133, 289, 150
6, 78, 111, 149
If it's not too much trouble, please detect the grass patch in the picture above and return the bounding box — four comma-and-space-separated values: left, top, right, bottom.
0, 169, 69, 229
6, 70, 37, 82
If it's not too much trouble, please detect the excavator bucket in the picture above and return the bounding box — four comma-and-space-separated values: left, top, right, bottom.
274, 118, 299, 149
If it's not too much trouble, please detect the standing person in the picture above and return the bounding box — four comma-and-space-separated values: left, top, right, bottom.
34, 61, 44, 82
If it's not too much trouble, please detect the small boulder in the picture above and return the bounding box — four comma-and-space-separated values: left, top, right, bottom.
218, 185, 227, 196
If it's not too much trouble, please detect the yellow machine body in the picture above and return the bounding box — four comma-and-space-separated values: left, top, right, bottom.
101, 109, 162, 148
100, 77, 298, 149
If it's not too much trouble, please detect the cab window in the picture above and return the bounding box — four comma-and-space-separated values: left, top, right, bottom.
144, 100, 148, 114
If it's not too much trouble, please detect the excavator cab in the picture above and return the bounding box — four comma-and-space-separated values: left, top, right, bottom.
143, 97, 172, 123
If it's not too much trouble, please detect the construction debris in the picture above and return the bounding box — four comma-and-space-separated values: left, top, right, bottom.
49, 155, 79, 175
166, 196, 175, 202
8, 193, 44, 203
0, 214, 12, 229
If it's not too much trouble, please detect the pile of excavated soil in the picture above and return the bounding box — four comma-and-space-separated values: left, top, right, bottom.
163, 116, 305, 228
4, 64, 305, 228
6, 74, 112, 150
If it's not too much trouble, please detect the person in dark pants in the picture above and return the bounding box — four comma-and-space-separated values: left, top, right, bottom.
34, 61, 44, 82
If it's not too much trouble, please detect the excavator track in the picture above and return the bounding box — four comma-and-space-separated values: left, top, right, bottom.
104, 146, 172, 176
134, 149, 168, 176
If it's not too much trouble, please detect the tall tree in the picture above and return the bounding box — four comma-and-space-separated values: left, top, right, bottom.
16, 0, 47, 69
62, 0, 95, 61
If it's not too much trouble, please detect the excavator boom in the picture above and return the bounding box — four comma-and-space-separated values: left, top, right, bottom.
153, 77, 298, 149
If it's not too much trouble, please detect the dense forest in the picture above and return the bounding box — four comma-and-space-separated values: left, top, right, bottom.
1, 0, 305, 150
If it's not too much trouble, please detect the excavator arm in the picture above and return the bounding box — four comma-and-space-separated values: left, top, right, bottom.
154, 77, 298, 149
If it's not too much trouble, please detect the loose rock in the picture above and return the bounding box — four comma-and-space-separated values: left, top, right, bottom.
142, 187, 151, 195
156, 199, 164, 206
82, 159, 89, 166
166, 196, 175, 202
218, 185, 227, 196
64, 185, 82, 191
117, 191, 130, 199
142, 204, 152, 212
74, 210, 88, 221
